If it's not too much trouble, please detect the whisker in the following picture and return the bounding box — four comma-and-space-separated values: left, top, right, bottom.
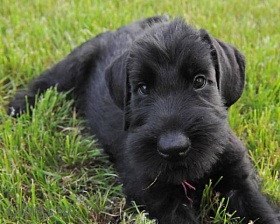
142, 171, 161, 190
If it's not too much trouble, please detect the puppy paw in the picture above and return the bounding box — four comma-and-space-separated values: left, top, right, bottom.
8, 91, 36, 117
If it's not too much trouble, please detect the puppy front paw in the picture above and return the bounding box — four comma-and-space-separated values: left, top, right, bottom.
8, 91, 36, 117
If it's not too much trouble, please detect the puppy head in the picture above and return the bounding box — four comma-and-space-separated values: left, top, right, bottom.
105, 18, 245, 184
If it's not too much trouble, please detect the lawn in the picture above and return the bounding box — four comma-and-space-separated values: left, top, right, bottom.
0, 0, 279, 223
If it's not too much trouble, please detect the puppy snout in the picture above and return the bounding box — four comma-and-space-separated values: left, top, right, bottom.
157, 132, 190, 159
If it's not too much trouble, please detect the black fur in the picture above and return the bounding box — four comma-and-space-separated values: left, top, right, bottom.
8, 16, 279, 223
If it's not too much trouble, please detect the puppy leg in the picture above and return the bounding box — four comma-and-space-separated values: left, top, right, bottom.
127, 183, 199, 224
7, 36, 103, 117
226, 178, 280, 224
146, 197, 198, 224
221, 132, 280, 223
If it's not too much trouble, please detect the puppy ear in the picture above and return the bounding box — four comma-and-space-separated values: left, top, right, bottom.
199, 29, 246, 108
105, 51, 131, 130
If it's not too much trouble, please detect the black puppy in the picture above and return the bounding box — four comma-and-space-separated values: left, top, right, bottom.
8, 16, 279, 223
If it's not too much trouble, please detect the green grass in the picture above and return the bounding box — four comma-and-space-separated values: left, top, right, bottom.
0, 0, 279, 223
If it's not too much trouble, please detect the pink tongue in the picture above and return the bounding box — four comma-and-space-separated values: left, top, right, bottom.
181, 181, 196, 203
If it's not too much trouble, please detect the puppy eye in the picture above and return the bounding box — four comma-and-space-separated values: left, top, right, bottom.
193, 75, 206, 89
138, 83, 149, 95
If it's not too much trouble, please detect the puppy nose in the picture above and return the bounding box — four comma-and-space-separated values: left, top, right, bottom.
157, 132, 190, 159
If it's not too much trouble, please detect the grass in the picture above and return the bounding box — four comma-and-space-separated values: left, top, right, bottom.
0, 0, 279, 223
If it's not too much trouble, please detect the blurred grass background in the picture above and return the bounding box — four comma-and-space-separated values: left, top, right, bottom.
0, 0, 279, 223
